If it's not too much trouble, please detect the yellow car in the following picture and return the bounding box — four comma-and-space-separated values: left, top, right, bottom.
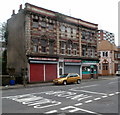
53, 73, 82, 85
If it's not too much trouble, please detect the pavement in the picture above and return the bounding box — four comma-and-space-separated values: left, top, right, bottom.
0, 76, 118, 90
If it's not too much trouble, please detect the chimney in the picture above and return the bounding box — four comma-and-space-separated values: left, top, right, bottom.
12, 10, 15, 16
19, 4, 22, 12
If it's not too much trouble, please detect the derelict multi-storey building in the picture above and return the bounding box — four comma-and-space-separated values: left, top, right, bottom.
7, 3, 99, 83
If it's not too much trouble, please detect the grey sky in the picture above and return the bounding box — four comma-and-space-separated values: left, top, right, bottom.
0, 0, 119, 45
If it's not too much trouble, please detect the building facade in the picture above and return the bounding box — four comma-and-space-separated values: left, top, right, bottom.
114, 46, 120, 75
98, 40, 118, 76
7, 3, 99, 83
98, 30, 115, 45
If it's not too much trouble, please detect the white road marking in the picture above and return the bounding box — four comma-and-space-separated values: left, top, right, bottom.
75, 103, 83, 106
108, 81, 118, 84
101, 95, 108, 98
74, 90, 107, 95
85, 100, 93, 103
115, 92, 120, 94
60, 106, 80, 112
45, 110, 58, 114
108, 93, 115, 96
80, 84, 99, 88
93, 98, 101, 101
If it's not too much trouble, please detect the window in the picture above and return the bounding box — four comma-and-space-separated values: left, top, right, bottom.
32, 19, 39, 28
60, 41, 66, 54
103, 52, 108, 57
118, 64, 120, 71
88, 49, 91, 57
118, 53, 120, 58
31, 38, 39, 52
60, 25, 65, 32
73, 28, 76, 34
48, 24, 53, 30
102, 63, 108, 70
73, 44, 77, 55
49, 41, 54, 54
67, 41, 72, 55
82, 31, 85, 39
41, 21, 46, 28
82, 47, 86, 56
41, 39, 47, 53
67, 27, 71, 38
91, 48, 95, 57
33, 45, 38, 52
41, 46, 46, 52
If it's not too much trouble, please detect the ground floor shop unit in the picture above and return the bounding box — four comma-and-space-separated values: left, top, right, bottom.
28, 57, 99, 83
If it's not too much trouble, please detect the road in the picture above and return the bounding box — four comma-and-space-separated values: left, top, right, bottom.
2, 76, 120, 115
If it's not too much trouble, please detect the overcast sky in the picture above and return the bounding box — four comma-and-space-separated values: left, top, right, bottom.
0, 0, 119, 45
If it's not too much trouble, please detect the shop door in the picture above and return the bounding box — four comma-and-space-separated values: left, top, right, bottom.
64, 65, 80, 75
102, 63, 109, 75
45, 64, 57, 81
30, 64, 44, 82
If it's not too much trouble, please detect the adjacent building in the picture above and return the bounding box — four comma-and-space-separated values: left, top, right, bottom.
98, 30, 115, 45
114, 46, 120, 75
7, 3, 99, 83
98, 40, 118, 76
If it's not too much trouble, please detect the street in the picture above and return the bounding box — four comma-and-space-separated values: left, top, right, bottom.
2, 76, 120, 115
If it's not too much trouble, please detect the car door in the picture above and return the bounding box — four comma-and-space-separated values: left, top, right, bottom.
67, 74, 75, 83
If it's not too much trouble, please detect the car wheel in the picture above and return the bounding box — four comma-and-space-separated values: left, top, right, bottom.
63, 81, 67, 85
77, 79, 81, 84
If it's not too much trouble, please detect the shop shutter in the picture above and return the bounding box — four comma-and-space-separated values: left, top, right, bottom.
64, 65, 80, 75
30, 64, 44, 82
45, 64, 57, 81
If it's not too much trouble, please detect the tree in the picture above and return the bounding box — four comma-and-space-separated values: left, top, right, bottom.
0, 22, 8, 75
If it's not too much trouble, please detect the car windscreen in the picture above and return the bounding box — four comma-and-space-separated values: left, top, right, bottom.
59, 74, 68, 78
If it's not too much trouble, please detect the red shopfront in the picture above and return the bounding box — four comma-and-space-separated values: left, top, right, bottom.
29, 57, 58, 82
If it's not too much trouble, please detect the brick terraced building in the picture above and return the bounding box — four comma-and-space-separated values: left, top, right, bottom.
7, 3, 99, 83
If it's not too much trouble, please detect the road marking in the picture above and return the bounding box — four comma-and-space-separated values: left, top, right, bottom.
85, 100, 93, 103
108, 93, 115, 96
75, 90, 107, 95
93, 98, 101, 101
75, 107, 102, 115
101, 95, 108, 98
108, 81, 118, 84
75, 103, 83, 106
45, 110, 58, 114
60, 106, 80, 112
115, 92, 120, 94
80, 84, 99, 88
